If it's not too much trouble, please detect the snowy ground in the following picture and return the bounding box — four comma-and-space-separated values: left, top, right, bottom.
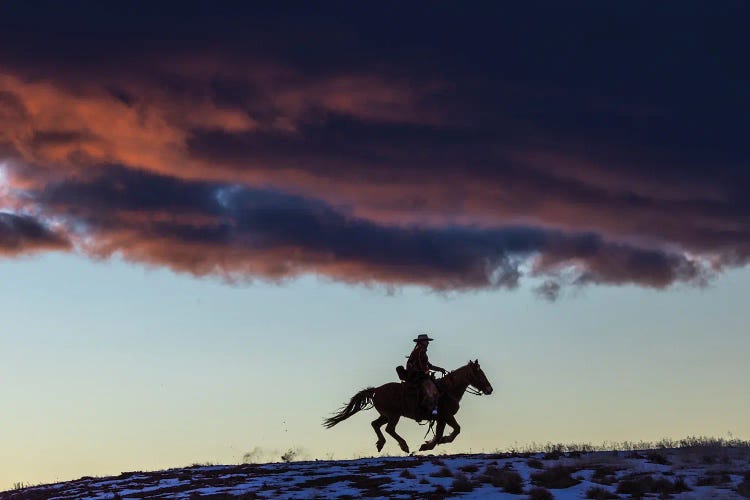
3, 447, 750, 499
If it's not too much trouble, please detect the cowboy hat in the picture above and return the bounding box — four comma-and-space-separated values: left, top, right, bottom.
413, 333, 434, 342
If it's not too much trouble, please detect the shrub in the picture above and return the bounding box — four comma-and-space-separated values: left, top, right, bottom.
738, 481, 750, 498
451, 473, 474, 492
591, 466, 618, 485
531, 466, 580, 489
673, 476, 691, 493
430, 467, 453, 478
616, 476, 652, 496
616, 475, 686, 497
459, 464, 479, 473
585, 486, 618, 499
738, 473, 750, 498
696, 472, 731, 486
528, 486, 553, 500
646, 452, 670, 465
646, 477, 674, 496
480, 464, 524, 493
527, 458, 544, 469
399, 468, 415, 479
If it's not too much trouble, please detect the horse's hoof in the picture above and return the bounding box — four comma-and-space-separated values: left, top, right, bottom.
376, 441, 385, 452
400, 444, 410, 453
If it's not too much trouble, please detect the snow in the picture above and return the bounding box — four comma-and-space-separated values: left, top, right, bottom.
2, 448, 749, 499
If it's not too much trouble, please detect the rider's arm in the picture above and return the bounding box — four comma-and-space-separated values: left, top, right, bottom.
428, 362, 447, 374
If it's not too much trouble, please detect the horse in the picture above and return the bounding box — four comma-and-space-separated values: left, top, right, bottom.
323, 359, 493, 453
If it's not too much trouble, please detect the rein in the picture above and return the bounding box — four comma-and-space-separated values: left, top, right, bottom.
465, 386, 484, 396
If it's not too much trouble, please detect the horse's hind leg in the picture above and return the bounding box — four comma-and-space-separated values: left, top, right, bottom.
385, 416, 409, 453
371, 414, 387, 452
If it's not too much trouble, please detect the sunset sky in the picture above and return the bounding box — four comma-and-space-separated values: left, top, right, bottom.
2, 2, 750, 490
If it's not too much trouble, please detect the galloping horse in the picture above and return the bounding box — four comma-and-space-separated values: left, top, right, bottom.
323, 360, 493, 453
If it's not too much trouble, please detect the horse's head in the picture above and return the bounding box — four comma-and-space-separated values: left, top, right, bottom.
467, 359, 493, 395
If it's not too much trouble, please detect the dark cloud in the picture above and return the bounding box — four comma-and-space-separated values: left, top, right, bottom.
0, 3, 747, 294
534, 281, 562, 302
0, 212, 70, 255
10, 165, 707, 291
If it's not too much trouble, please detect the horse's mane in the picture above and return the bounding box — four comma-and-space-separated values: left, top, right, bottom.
436, 362, 472, 391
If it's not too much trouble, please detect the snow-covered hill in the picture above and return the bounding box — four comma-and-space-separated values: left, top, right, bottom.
4, 447, 750, 499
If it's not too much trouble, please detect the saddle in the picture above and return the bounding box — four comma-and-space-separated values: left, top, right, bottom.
396, 365, 437, 421
396, 365, 436, 384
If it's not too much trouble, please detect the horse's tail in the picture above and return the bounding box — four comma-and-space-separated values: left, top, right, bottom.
323, 387, 375, 429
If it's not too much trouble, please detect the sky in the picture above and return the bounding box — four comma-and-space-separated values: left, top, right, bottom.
1, 1, 749, 490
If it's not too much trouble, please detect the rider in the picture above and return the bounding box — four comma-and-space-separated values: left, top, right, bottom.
406, 333, 447, 417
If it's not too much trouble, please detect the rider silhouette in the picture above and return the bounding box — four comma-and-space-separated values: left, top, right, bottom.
406, 333, 446, 417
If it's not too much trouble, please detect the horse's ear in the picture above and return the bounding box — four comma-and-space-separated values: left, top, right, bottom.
474, 359, 479, 365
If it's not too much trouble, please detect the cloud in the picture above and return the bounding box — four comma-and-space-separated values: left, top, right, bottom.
3, 165, 708, 292
534, 281, 562, 302
0, 212, 70, 255
0, 4, 747, 295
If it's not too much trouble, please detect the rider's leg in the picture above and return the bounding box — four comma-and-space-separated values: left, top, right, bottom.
421, 379, 439, 415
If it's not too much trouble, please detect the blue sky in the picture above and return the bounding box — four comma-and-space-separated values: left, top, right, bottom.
2, 253, 748, 489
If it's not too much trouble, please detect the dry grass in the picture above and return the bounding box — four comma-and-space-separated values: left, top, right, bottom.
496, 435, 750, 456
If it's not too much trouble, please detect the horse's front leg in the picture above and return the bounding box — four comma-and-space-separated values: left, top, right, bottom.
439, 415, 461, 444
419, 420, 445, 451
